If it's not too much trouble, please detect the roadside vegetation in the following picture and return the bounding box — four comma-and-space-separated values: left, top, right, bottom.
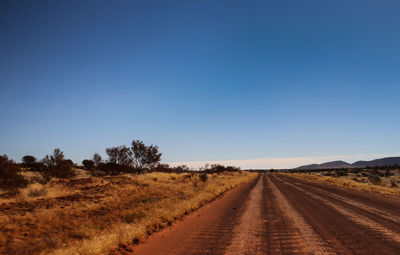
0, 139, 255, 255
285, 166, 400, 195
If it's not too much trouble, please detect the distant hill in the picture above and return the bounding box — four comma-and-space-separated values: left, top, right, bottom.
296, 160, 353, 170
352, 157, 400, 168
295, 157, 400, 170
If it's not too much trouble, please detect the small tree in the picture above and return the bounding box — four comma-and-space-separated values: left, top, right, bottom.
118, 146, 133, 167
105, 147, 119, 164
105, 146, 132, 166
131, 139, 162, 173
22, 155, 42, 172
42, 148, 64, 167
82, 159, 95, 170
0, 155, 28, 193
22, 155, 36, 165
64, 159, 74, 167
92, 153, 102, 166
41, 149, 75, 179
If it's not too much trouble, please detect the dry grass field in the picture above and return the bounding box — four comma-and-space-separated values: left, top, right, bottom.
0, 170, 256, 255
289, 169, 400, 196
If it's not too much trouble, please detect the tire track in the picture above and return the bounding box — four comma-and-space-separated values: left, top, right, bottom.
262, 175, 306, 254
270, 174, 400, 254
131, 175, 261, 255
278, 175, 400, 226
125, 173, 400, 255
276, 175, 400, 243
224, 176, 265, 255
268, 175, 336, 254
283, 175, 400, 214
266, 175, 336, 254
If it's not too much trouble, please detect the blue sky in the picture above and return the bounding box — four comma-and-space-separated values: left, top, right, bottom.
1, 1, 399, 168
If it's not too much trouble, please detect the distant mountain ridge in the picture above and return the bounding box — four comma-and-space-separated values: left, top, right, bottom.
296, 157, 400, 170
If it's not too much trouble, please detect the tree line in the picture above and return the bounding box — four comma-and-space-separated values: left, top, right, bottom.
81, 139, 162, 175
1, 139, 241, 194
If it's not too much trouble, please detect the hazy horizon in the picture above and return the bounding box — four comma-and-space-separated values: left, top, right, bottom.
168, 153, 400, 170
1, 1, 399, 168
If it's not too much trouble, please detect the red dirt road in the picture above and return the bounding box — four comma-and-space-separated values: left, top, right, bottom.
127, 174, 400, 255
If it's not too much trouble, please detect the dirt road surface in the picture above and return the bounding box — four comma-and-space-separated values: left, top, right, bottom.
125, 174, 400, 255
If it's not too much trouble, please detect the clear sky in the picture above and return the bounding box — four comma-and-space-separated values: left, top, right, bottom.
1, 0, 399, 168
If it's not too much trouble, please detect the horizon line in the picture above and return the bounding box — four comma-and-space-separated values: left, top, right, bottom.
166, 153, 400, 170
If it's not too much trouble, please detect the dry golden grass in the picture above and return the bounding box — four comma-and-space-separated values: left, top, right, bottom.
288, 172, 400, 196
0, 171, 256, 255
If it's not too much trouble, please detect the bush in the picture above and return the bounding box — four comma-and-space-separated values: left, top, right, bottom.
199, 173, 208, 182
131, 139, 162, 173
41, 149, 76, 179
28, 188, 47, 197
121, 211, 146, 223
22, 155, 36, 165
368, 174, 381, 184
384, 170, 393, 177
97, 162, 116, 175
153, 163, 172, 172
88, 169, 106, 177
0, 155, 28, 193
42, 161, 76, 180
173, 165, 189, 172
335, 169, 348, 176
92, 153, 102, 167
82, 159, 95, 170
29, 162, 45, 172
153, 164, 192, 173
105, 146, 132, 167
390, 180, 398, 188
203, 164, 241, 173
22, 155, 43, 173
100, 139, 163, 175
350, 168, 362, 174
